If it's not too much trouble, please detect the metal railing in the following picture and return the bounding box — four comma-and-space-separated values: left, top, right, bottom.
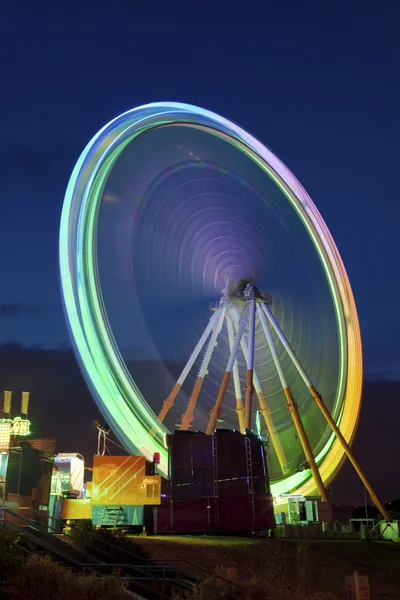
1, 509, 256, 598
74, 528, 260, 599
23, 507, 60, 532
0, 519, 175, 599
0, 510, 217, 599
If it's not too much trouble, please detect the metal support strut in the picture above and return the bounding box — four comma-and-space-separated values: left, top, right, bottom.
244, 284, 256, 431
226, 315, 245, 432
260, 301, 390, 521
230, 309, 288, 472
157, 309, 219, 423
180, 305, 227, 430
206, 303, 250, 435
257, 304, 332, 516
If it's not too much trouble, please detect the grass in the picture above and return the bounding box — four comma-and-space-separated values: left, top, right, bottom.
132, 535, 400, 599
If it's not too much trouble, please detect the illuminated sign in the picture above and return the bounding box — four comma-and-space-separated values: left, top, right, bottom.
0, 422, 11, 451
11, 417, 30, 435
0, 417, 31, 437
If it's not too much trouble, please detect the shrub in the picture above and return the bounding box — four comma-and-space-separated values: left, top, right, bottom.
68, 520, 149, 563
4, 554, 130, 600
0, 528, 23, 582
67, 519, 94, 547
174, 576, 227, 599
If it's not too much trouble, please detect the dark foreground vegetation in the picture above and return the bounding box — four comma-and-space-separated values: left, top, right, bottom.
1, 522, 400, 599
135, 534, 400, 600
0, 526, 131, 600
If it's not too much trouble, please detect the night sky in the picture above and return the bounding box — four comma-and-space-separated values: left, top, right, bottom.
1, 3, 399, 504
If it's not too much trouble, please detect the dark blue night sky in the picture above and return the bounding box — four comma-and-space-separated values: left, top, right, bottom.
1, 3, 399, 503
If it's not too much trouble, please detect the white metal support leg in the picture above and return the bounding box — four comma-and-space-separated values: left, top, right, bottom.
226, 314, 245, 432
244, 285, 256, 430
157, 309, 220, 423
180, 305, 227, 429
257, 303, 331, 514
228, 306, 287, 470
259, 301, 389, 520
206, 303, 250, 435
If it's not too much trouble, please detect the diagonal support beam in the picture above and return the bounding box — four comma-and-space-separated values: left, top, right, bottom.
257, 304, 332, 516
180, 305, 227, 430
229, 309, 287, 472
260, 301, 390, 521
206, 303, 250, 435
308, 384, 390, 521
244, 285, 256, 430
157, 309, 220, 424
226, 315, 245, 432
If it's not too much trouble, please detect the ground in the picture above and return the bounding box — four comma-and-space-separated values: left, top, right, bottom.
132, 535, 400, 599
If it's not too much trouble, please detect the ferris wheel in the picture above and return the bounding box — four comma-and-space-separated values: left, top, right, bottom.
59, 102, 387, 518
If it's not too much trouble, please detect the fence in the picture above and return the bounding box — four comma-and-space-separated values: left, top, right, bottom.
275, 522, 375, 540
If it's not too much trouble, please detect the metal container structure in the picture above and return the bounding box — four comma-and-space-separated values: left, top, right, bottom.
156, 430, 274, 533
60, 455, 164, 527
54, 453, 84, 497
6, 442, 53, 507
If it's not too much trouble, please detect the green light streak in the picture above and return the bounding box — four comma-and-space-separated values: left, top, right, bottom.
59, 103, 361, 488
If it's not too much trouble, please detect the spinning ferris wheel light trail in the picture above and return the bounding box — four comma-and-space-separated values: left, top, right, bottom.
59, 101, 389, 520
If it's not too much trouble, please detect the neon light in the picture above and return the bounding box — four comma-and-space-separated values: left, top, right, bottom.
0, 417, 31, 437
0, 422, 11, 451
59, 102, 362, 493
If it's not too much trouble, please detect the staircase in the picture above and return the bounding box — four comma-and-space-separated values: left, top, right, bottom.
100, 506, 122, 528
0, 508, 247, 599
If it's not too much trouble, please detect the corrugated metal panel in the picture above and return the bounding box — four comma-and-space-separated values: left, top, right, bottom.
253, 493, 275, 529
192, 434, 213, 484
217, 477, 248, 497
154, 505, 171, 534
216, 432, 247, 482
169, 433, 214, 500
157, 493, 275, 533
165, 431, 273, 532
171, 497, 212, 533
216, 494, 252, 530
